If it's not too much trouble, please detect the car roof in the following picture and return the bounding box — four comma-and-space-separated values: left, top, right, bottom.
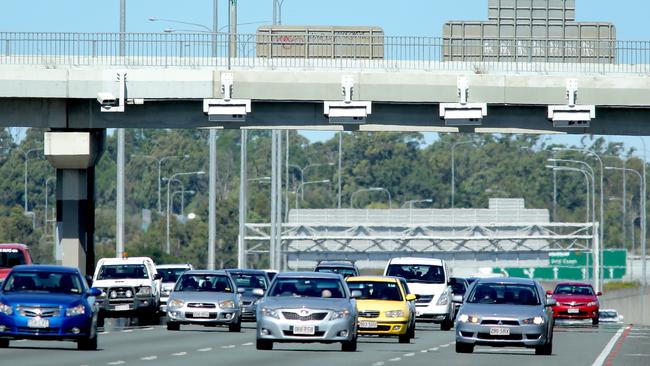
316, 261, 357, 268
224, 269, 268, 275
156, 264, 192, 269
0, 243, 28, 250
474, 277, 538, 286
347, 276, 400, 283
555, 281, 593, 287
183, 270, 229, 276
98, 257, 154, 264
276, 272, 343, 280
387, 257, 444, 266
11, 265, 80, 274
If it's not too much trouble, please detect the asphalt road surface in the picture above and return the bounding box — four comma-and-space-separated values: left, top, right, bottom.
1, 320, 648, 366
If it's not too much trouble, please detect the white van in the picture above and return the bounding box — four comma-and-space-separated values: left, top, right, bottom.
383, 257, 454, 330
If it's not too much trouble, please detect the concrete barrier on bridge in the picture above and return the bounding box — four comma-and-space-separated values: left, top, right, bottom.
600, 287, 650, 325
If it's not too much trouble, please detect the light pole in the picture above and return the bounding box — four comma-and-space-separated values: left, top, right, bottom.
603, 155, 627, 249
166, 171, 205, 254
172, 189, 196, 216
44, 176, 55, 235
23, 148, 40, 213
547, 165, 598, 290
350, 187, 392, 209
273, 0, 287, 25
401, 199, 433, 209
295, 179, 331, 209
606, 166, 644, 283
132, 154, 189, 213
449, 140, 475, 208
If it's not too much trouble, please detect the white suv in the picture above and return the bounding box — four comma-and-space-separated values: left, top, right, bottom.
92, 257, 162, 325
156, 263, 193, 312
384, 257, 454, 330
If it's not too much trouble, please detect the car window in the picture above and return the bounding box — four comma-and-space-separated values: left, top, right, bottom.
97, 264, 148, 280
554, 285, 594, 296
158, 268, 189, 283
467, 283, 540, 305
2, 272, 83, 294
450, 279, 467, 295
0, 248, 26, 268
175, 274, 233, 293
269, 278, 346, 298
230, 273, 268, 290
347, 281, 403, 301
315, 267, 357, 277
386, 264, 446, 284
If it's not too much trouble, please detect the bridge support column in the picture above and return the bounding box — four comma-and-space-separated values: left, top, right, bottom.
44, 130, 105, 276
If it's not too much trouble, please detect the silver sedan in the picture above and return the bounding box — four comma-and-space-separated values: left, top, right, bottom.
166, 270, 242, 332
256, 272, 358, 351
454, 277, 555, 355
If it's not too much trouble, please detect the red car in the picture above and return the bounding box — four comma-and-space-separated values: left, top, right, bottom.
0, 243, 33, 281
547, 282, 601, 325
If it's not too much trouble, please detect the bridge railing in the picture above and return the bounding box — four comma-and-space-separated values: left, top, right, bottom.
0, 32, 649, 74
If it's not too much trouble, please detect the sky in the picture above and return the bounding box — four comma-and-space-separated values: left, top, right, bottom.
1, 0, 649, 153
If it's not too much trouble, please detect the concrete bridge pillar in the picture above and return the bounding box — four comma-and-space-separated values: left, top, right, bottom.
44, 130, 105, 276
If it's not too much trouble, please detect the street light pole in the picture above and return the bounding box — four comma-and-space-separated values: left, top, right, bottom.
350, 187, 392, 209
44, 176, 55, 235
132, 154, 189, 214
338, 132, 343, 209
166, 171, 205, 255
23, 148, 40, 213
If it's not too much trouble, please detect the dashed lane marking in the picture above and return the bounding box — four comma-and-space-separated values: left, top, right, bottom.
429, 347, 439, 351
121, 329, 133, 333
107, 361, 125, 365
388, 358, 401, 362
172, 352, 187, 356
221, 345, 236, 349
372, 362, 384, 366
420, 350, 428, 353
241, 342, 253, 346
141, 356, 157, 361
439, 343, 450, 347
403, 353, 415, 357
197, 347, 212, 352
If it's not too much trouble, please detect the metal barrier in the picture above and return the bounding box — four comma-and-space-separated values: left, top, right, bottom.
0, 32, 649, 74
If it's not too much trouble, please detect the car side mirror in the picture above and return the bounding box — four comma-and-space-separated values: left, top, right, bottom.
153, 273, 162, 280
452, 294, 464, 304
350, 290, 362, 298
88, 288, 102, 297
597, 291, 602, 296
546, 298, 557, 307
252, 288, 265, 297
406, 294, 417, 301
546, 290, 553, 296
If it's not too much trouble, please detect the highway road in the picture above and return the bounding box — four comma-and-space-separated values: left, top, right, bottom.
1, 320, 648, 366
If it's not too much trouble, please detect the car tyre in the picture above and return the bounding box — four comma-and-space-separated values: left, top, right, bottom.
229, 320, 242, 333
256, 339, 273, 350
398, 334, 410, 344
440, 317, 453, 331
535, 340, 553, 355
592, 317, 599, 326
341, 337, 357, 352
78, 331, 98, 351
97, 315, 105, 328
167, 321, 180, 331
0, 339, 9, 348
455, 342, 474, 353
407, 321, 416, 338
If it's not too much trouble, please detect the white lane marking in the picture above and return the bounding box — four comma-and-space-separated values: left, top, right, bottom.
403, 353, 415, 357
107, 361, 125, 365
372, 362, 385, 366
121, 329, 133, 333
172, 352, 187, 356
439, 343, 450, 347
241, 342, 253, 346
429, 347, 439, 351
420, 350, 428, 353
99, 332, 109, 335
591, 326, 627, 366
141, 356, 157, 361
142, 327, 154, 331
221, 345, 236, 349
197, 347, 212, 352
15, 340, 27, 342
388, 358, 401, 362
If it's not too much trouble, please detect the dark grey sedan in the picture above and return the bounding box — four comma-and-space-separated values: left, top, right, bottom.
454, 277, 555, 355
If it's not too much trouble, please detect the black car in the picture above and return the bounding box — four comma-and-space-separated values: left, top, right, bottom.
224, 269, 270, 321
314, 261, 359, 278
449, 277, 469, 319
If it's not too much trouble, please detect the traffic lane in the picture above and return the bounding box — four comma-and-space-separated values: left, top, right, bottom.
0, 322, 256, 366
610, 325, 650, 366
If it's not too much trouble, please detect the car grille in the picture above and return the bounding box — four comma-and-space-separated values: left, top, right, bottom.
477, 332, 523, 341
107, 287, 136, 302
416, 295, 433, 304
481, 319, 520, 326
188, 303, 217, 309
282, 311, 328, 321
358, 311, 380, 318
16, 327, 59, 335
560, 302, 587, 306
242, 301, 254, 306
17, 306, 61, 318
526, 333, 542, 340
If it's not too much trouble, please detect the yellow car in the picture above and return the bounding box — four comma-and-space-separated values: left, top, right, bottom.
346, 276, 417, 343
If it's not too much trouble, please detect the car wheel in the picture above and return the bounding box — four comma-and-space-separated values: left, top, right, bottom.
229, 320, 242, 333
592, 317, 599, 326
0, 339, 9, 348
97, 315, 105, 328
455, 342, 474, 353
407, 322, 416, 338
398, 334, 410, 344
535, 340, 553, 355
167, 322, 180, 331
341, 337, 357, 352
256, 339, 273, 350
78, 331, 98, 351
440, 317, 453, 331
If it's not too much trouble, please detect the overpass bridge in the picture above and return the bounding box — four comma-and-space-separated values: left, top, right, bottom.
0, 32, 647, 274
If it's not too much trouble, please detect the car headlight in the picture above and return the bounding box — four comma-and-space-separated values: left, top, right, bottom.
0, 302, 13, 315
137, 286, 152, 296
168, 299, 184, 309
331, 309, 352, 320
522, 316, 545, 325
109, 290, 117, 299
66, 304, 86, 317
436, 292, 449, 306
260, 307, 280, 319
384, 310, 405, 318
219, 300, 235, 309
457, 314, 479, 323
125, 289, 133, 298
587, 301, 598, 307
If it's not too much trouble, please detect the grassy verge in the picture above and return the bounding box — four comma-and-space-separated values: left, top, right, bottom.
603, 281, 640, 292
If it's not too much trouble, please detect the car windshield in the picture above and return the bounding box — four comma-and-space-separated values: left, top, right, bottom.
386, 264, 445, 284
467, 283, 540, 305
269, 278, 346, 298
0, 248, 26, 268
230, 273, 268, 290
2, 272, 83, 294
554, 285, 594, 296
599, 311, 617, 318
347, 281, 403, 301
97, 264, 148, 280
158, 267, 189, 283
315, 267, 357, 277
175, 274, 233, 293
450, 279, 467, 294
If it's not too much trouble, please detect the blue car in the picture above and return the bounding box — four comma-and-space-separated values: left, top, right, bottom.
0, 265, 101, 350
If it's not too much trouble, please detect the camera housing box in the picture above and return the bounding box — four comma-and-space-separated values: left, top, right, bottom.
324, 101, 372, 124
203, 99, 252, 122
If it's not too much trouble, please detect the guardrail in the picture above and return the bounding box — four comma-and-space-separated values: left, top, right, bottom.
0, 32, 649, 74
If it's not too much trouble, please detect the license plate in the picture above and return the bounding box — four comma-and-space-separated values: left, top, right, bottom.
567, 308, 580, 314
293, 325, 316, 335
489, 327, 510, 336
115, 304, 130, 311
27, 318, 49, 328
359, 321, 378, 329
193, 312, 210, 318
